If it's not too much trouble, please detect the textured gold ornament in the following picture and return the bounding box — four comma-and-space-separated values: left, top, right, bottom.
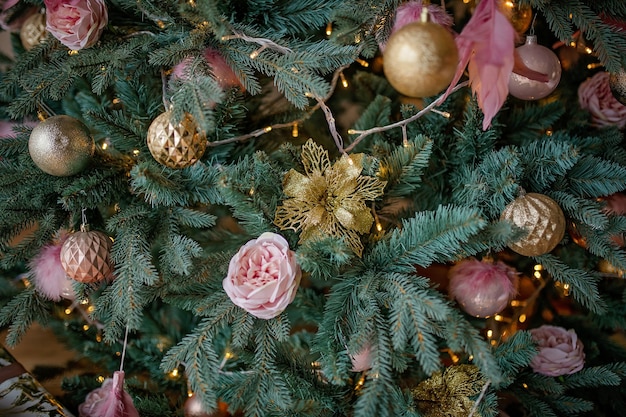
500, 193, 566, 257
146, 111, 206, 169
274, 139, 386, 257
499, 0, 533, 34
412, 365, 485, 417
19, 12, 47, 51
28, 115, 95, 176
383, 21, 458, 98
609, 69, 626, 106
60, 226, 113, 283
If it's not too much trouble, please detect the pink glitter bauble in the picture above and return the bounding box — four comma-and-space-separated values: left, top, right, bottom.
448, 258, 518, 318
509, 36, 561, 100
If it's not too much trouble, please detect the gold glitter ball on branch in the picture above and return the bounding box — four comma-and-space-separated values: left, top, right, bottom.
500, 192, 566, 257
28, 115, 95, 176
383, 21, 458, 98
412, 365, 486, 417
274, 139, 386, 257
60, 226, 113, 283
19, 12, 47, 51
146, 110, 206, 169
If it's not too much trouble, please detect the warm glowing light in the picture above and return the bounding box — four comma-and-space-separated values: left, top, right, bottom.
188, 0, 196, 6
326, 22, 332, 36
534, 264, 543, 271
587, 63, 603, 70
97, 375, 105, 383
112, 98, 121, 104
494, 315, 504, 322
96, 334, 102, 342
80, 299, 89, 305
340, 72, 348, 88
519, 314, 527, 323
248, 188, 255, 196
523, 383, 529, 389
156, 20, 165, 29
101, 142, 108, 150
87, 305, 95, 313
490, 340, 497, 346
585, 47, 593, 54
225, 351, 234, 359
347, 129, 356, 135
64, 308, 72, 315
133, 149, 140, 155
68, 50, 78, 56
170, 369, 179, 378
83, 324, 90, 331
533, 271, 542, 279
487, 329, 493, 338
569, 41, 577, 47
188, 391, 194, 397
346, 156, 354, 166
292, 123, 299, 138
545, 129, 553, 136
376, 222, 383, 232
355, 58, 369, 68
263, 126, 272, 133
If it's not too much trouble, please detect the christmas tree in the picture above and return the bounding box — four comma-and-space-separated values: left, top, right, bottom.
1, 0, 626, 416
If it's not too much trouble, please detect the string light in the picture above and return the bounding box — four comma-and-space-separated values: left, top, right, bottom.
587, 63, 603, 69
64, 308, 72, 315
82, 324, 90, 331
326, 22, 332, 36
170, 368, 179, 378
518, 314, 527, 323
292, 123, 299, 138
101, 142, 108, 150
263, 126, 272, 133
97, 375, 105, 383
340, 72, 348, 88
355, 58, 369, 68
133, 149, 140, 156
112, 98, 121, 104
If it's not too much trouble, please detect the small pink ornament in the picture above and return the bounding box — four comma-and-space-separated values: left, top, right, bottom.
509, 35, 562, 100
171, 48, 242, 91
44, 0, 108, 51
529, 325, 585, 377
30, 230, 75, 301
350, 344, 373, 372
222, 232, 301, 320
79, 371, 139, 417
448, 258, 518, 318
578, 71, 626, 129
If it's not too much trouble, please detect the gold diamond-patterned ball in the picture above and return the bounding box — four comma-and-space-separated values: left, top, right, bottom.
19, 12, 47, 51
146, 111, 206, 169
60, 227, 113, 283
500, 193, 566, 257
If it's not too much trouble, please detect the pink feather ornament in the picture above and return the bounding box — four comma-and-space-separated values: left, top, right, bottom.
445, 0, 516, 130
30, 230, 75, 301
79, 371, 139, 417
448, 258, 518, 318
379, 1, 453, 51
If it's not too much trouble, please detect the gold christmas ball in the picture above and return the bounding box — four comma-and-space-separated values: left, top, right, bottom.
146, 111, 206, 169
28, 115, 95, 176
609, 68, 626, 106
383, 21, 459, 98
60, 226, 113, 283
499, 0, 533, 35
19, 12, 47, 51
500, 193, 566, 256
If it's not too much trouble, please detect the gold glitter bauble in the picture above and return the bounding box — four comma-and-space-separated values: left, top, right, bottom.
146, 111, 206, 169
19, 12, 47, 51
28, 115, 95, 176
499, 0, 533, 34
500, 193, 566, 257
609, 68, 626, 106
383, 21, 458, 98
60, 226, 113, 283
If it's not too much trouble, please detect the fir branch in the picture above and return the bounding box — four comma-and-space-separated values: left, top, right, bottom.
535, 253, 605, 313
559, 155, 626, 197
0, 287, 49, 346
378, 135, 433, 198
367, 205, 487, 272
562, 365, 622, 388
493, 331, 537, 388
520, 136, 580, 192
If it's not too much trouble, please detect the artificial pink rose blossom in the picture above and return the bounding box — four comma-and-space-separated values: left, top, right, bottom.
223, 232, 301, 320
350, 344, 374, 372
578, 71, 626, 129
44, 0, 108, 51
529, 325, 585, 377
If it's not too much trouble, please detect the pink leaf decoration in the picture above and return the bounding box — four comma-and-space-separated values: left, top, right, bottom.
79, 371, 139, 417
445, 0, 516, 130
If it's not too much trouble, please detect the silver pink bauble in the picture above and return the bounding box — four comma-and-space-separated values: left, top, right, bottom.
509, 35, 562, 100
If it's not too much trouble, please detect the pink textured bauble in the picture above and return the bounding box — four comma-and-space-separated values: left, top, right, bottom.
60, 227, 113, 283
448, 258, 518, 318
509, 36, 561, 100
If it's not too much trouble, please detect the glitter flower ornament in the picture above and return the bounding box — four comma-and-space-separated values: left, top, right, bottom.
44, 0, 108, 51
274, 139, 386, 257
223, 232, 301, 320
529, 325, 585, 377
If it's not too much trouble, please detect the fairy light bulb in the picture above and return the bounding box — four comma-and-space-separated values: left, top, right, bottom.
326, 22, 332, 36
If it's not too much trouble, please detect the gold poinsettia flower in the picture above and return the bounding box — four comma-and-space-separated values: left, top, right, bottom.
274, 139, 386, 257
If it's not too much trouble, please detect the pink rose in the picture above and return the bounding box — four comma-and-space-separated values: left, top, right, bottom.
350, 344, 374, 372
223, 232, 301, 320
44, 0, 108, 51
578, 71, 626, 129
529, 325, 585, 377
